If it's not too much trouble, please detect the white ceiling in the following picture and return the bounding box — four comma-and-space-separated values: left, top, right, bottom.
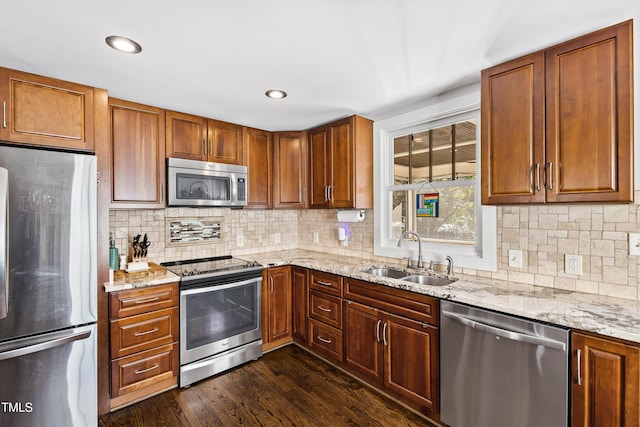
0, 1, 637, 131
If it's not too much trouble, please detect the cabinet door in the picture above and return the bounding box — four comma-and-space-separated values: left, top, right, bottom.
481, 52, 545, 204
0, 67, 97, 151
266, 267, 292, 343
273, 131, 308, 208
384, 314, 439, 412
244, 127, 272, 208
207, 119, 243, 165
344, 301, 383, 384
109, 98, 166, 208
308, 126, 329, 208
572, 332, 640, 427
328, 117, 354, 208
291, 267, 308, 343
165, 110, 207, 160
545, 20, 633, 203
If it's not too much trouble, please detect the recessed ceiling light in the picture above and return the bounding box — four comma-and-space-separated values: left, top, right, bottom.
265, 89, 287, 99
105, 35, 142, 54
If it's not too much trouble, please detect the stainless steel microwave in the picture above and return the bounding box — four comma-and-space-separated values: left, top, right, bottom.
167, 158, 247, 207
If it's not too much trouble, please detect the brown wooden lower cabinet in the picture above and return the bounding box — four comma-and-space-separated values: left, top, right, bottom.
262, 266, 293, 351
291, 267, 308, 344
308, 318, 343, 361
572, 331, 640, 427
111, 343, 179, 398
344, 300, 439, 416
108, 283, 179, 411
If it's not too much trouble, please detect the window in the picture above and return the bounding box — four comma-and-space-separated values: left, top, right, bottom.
373, 88, 497, 271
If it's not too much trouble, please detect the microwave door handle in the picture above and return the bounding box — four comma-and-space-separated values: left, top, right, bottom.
0, 168, 8, 320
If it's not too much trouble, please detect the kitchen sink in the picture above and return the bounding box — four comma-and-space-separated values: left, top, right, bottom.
402, 275, 458, 287
362, 267, 409, 279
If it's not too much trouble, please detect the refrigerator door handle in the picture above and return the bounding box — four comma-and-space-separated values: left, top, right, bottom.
0, 167, 8, 320
0, 329, 91, 360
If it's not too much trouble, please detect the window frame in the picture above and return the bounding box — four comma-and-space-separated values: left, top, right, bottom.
373, 87, 497, 271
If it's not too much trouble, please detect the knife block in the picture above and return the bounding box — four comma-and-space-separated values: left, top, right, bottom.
128, 242, 149, 264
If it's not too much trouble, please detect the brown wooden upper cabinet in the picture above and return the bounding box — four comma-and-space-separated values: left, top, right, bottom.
308, 115, 373, 209
273, 131, 308, 209
0, 67, 105, 152
244, 127, 272, 209
165, 110, 243, 165
481, 20, 633, 204
109, 98, 166, 208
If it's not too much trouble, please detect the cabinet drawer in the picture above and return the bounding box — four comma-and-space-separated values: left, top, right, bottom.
309, 290, 343, 329
308, 319, 343, 362
309, 270, 343, 297
110, 307, 178, 359
344, 278, 439, 325
110, 283, 179, 319
111, 343, 178, 398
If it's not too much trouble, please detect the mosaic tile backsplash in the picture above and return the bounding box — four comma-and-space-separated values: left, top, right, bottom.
110, 193, 640, 301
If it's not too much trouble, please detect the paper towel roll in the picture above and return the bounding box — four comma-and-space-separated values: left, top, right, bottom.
337, 209, 365, 222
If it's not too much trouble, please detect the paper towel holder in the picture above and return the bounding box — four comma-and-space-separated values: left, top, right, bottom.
337, 209, 365, 223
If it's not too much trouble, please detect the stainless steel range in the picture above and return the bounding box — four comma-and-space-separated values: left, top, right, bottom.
161, 256, 264, 387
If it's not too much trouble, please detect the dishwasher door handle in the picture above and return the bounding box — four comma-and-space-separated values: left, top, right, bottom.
442, 310, 567, 351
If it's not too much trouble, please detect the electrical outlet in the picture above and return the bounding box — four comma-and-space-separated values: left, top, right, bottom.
236, 235, 244, 247
274, 233, 281, 244
629, 233, 640, 256
508, 249, 523, 268
313, 232, 319, 243
565, 254, 583, 275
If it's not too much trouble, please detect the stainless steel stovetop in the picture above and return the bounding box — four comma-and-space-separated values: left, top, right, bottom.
161, 256, 263, 287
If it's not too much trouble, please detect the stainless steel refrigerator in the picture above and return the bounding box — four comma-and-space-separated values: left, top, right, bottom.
0, 144, 97, 427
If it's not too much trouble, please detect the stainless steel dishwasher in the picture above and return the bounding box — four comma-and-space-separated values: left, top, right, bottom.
440, 301, 569, 427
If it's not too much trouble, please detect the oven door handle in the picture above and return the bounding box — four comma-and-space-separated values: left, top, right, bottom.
180, 276, 262, 295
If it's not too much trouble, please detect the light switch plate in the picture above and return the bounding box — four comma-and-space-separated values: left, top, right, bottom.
274, 232, 281, 244
629, 233, 640, 256
236, 235, 244, 247
508, 249, 523, 268
313, 232, 319, 243
565, 254, 583, 275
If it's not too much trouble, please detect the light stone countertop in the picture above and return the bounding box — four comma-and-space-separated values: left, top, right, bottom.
104, 269, 180, 293
253, 249, 640, 345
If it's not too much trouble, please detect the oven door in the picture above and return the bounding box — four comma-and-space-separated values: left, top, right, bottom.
180, 277, 262, 365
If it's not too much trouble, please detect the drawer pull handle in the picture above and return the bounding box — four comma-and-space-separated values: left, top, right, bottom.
316, 335, 332, 344
134, 364, 159, 375
376, 319, 381, 343
134, 297, 160, 304
134, 328, 159, 337
315, 280, 332, 287
316, 305, 332, 313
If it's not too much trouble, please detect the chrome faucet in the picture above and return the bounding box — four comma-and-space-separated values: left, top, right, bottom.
446, 256, 453, 276
397, 231, 424, 268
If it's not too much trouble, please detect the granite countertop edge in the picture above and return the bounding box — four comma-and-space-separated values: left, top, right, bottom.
103, 271, 181, 293
253, 249, 640, 345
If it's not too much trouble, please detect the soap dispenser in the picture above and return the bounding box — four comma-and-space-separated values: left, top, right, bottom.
109, 233, 119, 271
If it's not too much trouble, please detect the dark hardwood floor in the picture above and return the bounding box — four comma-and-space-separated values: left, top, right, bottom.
99, 345, 438, 426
